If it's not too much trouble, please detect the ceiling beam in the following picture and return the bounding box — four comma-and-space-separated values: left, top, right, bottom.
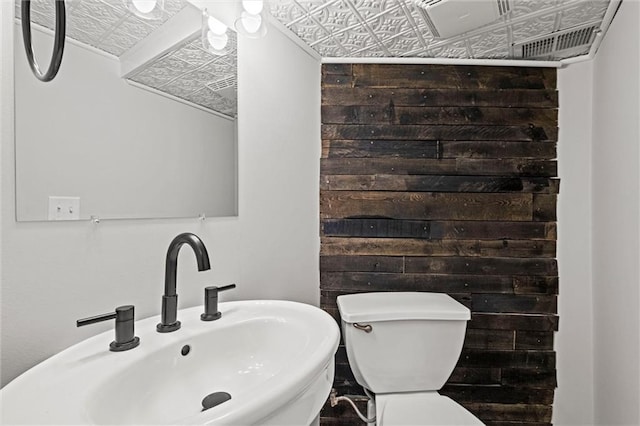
119, 4, 202, 78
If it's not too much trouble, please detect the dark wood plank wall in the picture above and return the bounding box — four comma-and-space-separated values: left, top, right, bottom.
319, 64, 559, 426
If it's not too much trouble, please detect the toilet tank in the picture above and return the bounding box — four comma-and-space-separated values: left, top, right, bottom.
337, 292, 470, 394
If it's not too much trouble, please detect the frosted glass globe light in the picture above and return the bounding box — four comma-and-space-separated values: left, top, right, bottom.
240, 11, 262, 34
207, 16, 227, 35
242, 0, 263, 15
132, 0, 157, 14
207, 31, 228, 51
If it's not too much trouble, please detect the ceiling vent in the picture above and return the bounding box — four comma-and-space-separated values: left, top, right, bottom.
514, 23, 599, 59
414, 0, 511, 39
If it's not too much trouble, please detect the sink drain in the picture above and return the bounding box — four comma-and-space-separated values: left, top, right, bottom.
181, 345, 190, 356
201, 391, 231, 411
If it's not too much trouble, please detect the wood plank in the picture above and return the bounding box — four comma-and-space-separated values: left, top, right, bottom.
468, 313, 559, 332
320, 191, 533, 221
320, 238, 555, 258
351, 64, 557, 90
429, 221, 557, 240
321, 63, 352, 76
533, 194, 557, 221
501, 368, 557, 388
321, 218, 432, 239
322, 124, 558, 142
321, 64, 353, 87
459, 403, 552, 423
404, 257, 557, 275
540, 67, 558, 89
321, 175, 560, 193
321, 219, 557, 240
441, 385, 555, 405
456, 158, 558, 177
334, 362, 358, 383
322, 157, 458, 174
319, 255, 403, 272
319, 416, 366, 426
322, 105, 558, 127
320, 274, 514, 294
322, 140, 557, 160
441, 141, 557, 159
320, 272, 558, 294
449, 367, 502, 385
472, 294, 557, 314
464, 329, 515, 350
515, 331, 555, 350
322, 87, 559, 108
513, 276, 559, 295
320, 158, 558, 177
322, 139, 439, 159
457, 350, 556, 369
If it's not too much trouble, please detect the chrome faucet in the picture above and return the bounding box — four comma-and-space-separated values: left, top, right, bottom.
157, 233, 211, 332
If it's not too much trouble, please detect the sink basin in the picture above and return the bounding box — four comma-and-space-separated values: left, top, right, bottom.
0, 300, 340, 425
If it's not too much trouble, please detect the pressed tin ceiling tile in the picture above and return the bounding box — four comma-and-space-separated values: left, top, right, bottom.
127, 33, 237, 117
71, 0, 126, 25
288, 16, 335, 48
269, 0, 613, 60
511, 14, 559, 42
173, 43, 215, 66
558, 1, 609, 29
128, 70, 175, 89
467, 27, 509, 58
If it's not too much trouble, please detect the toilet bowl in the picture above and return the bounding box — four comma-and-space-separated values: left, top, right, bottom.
337, 292, 484, 425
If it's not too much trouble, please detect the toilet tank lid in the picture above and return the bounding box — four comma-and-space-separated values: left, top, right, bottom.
337, 292, 470, 323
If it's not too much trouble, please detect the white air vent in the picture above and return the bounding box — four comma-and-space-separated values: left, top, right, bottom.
515, 24, 599, 59
415, 0, 511, 39
207, 75, 236, 91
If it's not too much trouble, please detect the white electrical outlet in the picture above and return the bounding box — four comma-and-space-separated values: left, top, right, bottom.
48, 196, 80, 221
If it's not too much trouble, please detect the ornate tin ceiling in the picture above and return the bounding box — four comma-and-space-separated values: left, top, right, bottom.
268, 0, 611, 60
127, 34, 238, 117
15, 0, 187, 55
16, 0, 615, 115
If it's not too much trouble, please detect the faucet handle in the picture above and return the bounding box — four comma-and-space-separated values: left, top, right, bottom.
201, 284, 236, 321
77, 305, 140, 352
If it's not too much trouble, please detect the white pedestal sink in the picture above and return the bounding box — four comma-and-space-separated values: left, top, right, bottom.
0, 300, 340, 425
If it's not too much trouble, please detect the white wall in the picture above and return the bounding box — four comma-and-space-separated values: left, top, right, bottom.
555, 60, 595, 425
555, 3, 640, 424
0, 1, 321, 387
14, 25, 237, 220
591, 1, 640, 424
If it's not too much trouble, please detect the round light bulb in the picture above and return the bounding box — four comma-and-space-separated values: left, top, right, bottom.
240, 11, 262, 34
207, 16, 227, 35
207, 31, 228, 51
131, 0, 157, 14
242, 0, 263, 15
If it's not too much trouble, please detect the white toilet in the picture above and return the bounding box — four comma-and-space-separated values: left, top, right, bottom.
337, 292, 484, 425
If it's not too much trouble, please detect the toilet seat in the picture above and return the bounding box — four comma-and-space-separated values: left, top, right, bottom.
376, 392, 484, 426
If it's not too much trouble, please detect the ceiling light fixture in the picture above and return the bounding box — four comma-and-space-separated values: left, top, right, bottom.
235, 0, 267, 38
125, 0, 165, 20
202, 10, 229, 55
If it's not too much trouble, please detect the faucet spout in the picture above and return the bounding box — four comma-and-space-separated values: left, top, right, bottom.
164, 233, 211, 296
157, 233, 211, 333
